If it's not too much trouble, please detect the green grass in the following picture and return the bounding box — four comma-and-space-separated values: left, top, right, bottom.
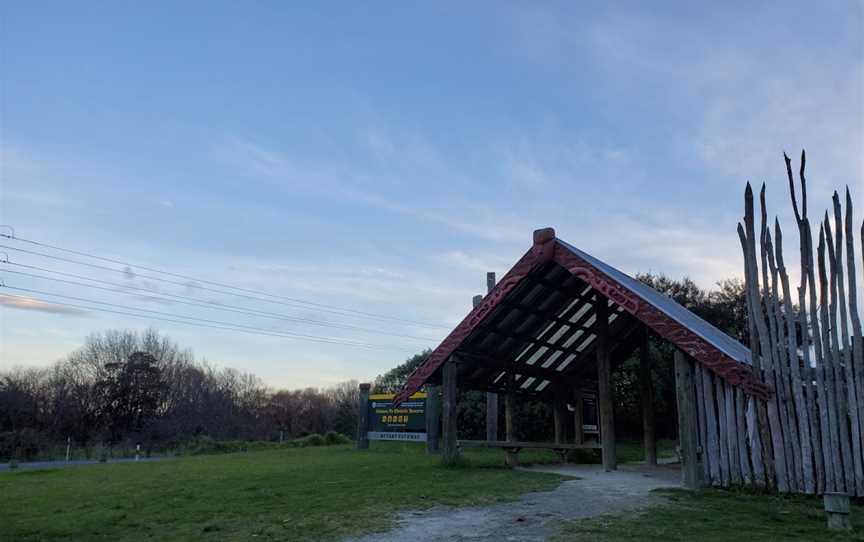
554, 487, 864, 541
614, 439, 677, 464
0, 442, 566, 541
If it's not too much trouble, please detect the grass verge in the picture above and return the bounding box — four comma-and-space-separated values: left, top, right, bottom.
553, 487, 864, 541
0, 442, 565, 541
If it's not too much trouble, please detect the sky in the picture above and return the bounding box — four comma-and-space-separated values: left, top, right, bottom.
1, 2, 862, 389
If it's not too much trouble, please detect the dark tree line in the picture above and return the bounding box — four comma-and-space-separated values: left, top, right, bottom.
0, 329, 360, 460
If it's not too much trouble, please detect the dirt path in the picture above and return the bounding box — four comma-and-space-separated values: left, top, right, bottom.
346, 463, 681, 542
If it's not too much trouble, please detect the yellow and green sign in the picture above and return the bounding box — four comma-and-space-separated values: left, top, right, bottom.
368, 392, 426, 436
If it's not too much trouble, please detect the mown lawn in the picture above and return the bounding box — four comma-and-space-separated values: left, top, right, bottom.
0, 442, 565, 541
554, 487, 864, 541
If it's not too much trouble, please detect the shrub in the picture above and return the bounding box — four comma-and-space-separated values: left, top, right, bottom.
324, 431, 350, 445
297, 433, 326, 447
0, 429, 50, 462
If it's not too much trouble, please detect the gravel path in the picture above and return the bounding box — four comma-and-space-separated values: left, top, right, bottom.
346, 462, 681, 542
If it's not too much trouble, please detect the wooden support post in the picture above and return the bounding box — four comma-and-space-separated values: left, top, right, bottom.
441, 358, 460, 465
505, 371, 516, 442
596, 294, 616, 471
553, 385, 567, 445
426, 384, 440, 454
675, 350, 702, 489
573, 389, 584, 445
356, 383, 371, 450
482, 274, 500, 442
640, 328, 657, 465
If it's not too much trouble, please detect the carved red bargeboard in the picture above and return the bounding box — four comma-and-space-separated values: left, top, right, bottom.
552, 242, 772, 400
391, 247, 543, 406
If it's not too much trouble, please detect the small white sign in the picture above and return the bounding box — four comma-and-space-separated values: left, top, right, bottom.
368, 431, 428, 442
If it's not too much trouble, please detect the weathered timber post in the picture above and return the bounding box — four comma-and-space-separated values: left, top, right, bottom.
596, 294, 616, 471
426, 384, 440, 454
504, 371, 519, 468
356, 383, 371, 450
485, 272, 499, 442
505, 370, 516, 442
640, 328, 657, 465
441, 358, 460, 465
553, 384, 567, 445
572, 389, 584, 445
674, 350, 702, 489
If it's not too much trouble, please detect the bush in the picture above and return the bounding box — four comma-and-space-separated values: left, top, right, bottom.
324, 431, 350, 445
0, 429, 51, 462
291, 434, 326, 447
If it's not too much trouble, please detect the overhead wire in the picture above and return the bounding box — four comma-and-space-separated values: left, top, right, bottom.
0, 262, 440, 343
0, 233, 450, 330
0, 292, 419, 353
0, 286, 419, 352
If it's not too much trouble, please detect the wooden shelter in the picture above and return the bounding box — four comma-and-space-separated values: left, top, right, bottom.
394, 228, 770, 485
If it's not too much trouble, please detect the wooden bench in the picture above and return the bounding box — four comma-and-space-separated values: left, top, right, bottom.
457, 440, 602, 467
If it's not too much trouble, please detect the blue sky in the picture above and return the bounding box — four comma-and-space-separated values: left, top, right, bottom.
1, 2, 862, 389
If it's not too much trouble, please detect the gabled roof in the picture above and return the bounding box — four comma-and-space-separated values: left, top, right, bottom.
393, 228, 771, 406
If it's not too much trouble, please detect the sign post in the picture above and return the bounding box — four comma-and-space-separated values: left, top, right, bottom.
356, 383, 371, 449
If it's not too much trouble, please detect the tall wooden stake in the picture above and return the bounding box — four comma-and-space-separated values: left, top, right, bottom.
675, 350, 702, 489
356, 383, 370, 450
596, 294, 616, 471
441, 358, 460, 465
505, 370, 516, 442
485, 272, 499, 442
640, 327, 657, 465
426, 384, 440, 454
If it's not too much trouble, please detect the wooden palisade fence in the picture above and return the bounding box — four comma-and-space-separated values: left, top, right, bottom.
693, 151, 863, 495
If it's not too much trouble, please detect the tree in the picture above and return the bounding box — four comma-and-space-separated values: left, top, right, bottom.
96, 352, 164, 442
372, 350, 430, 393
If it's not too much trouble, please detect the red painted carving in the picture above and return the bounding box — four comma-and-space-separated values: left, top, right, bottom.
392, 247, 541, 406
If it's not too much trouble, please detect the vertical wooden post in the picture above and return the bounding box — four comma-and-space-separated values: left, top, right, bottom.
426, 384, 440, 454
553, 384, 567, 444
640, 328, 657, 465
572, 389, 584, 445
505, 371, 516, 442
482, 274, 500, 442
596, 294, 616, 471
356, 383, 371, 450
675, 350, 702, 489
441, 358, 460, 465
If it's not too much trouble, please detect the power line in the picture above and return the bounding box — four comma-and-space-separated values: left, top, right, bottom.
1, 242, 449, 331
0, 262, 439, 344
0, 285, 418, 352
0, 291, 419, 353
0, 233, 449, 330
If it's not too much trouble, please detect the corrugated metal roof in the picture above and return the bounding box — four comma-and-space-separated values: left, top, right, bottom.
558, 240, 752, 366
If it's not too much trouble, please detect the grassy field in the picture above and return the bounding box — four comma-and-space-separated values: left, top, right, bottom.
5, 438, 857, 541
554, 487, 864, 541
0, 442, 566, 541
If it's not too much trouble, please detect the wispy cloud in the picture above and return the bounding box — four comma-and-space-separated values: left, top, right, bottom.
0, 294, 90, 316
